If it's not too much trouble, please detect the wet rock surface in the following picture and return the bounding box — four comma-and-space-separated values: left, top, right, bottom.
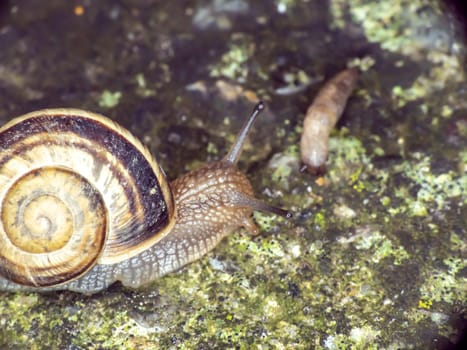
0, 1, 465, 348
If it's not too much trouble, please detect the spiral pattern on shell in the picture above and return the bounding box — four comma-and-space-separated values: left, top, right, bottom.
0, 109, 174, 287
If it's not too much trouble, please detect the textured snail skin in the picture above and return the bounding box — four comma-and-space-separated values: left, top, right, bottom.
87, 162, 255, 293
300, 68, 358, 174
0, 108, 269, 294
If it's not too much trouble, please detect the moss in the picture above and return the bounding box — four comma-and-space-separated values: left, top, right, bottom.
327, 136, 371, 185
209, 37, 255, 82
270, 152, 295, 184
394, 155, 467, 213
450, 232, 466, 251
313, 211, 327, 230
333, 0, 464, 112
345, 229, 409, 265
419, 259, 467, 304
98, 90, 122, 109
380, 196, 391, 207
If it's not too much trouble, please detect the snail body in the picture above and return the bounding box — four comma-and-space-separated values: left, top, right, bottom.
0, 103, 288, 293
300, 68, 358, 174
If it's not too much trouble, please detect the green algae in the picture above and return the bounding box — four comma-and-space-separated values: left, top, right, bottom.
209, 37, 255, 82
392, 155, 467, 217
269, 145, 299, 187
419, 257, 467, 305
327, 135, 372, 185
98, 90, 122, 109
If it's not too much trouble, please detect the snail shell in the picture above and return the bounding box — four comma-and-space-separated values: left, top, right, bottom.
0, 104, 288, 293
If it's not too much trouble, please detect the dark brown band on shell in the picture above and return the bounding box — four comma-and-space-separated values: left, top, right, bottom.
0, 114, 170, 247
0, 110, 175, 274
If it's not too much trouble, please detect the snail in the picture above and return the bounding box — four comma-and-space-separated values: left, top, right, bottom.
300, 68, 359, 174
0, 102, 290, 294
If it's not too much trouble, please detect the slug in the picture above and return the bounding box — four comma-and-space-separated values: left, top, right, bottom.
300, 68, 359, 174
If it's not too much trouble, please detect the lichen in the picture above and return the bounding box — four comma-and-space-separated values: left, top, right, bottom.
268, 145, 299, 188
393, 155, 467, 216
419, 258, 467, 304
209, 38, 255, 82
332, 0, 465, 111
98, 90, 122, 109
391, 53, 463, 108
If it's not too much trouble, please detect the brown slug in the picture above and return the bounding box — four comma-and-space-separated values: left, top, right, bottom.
0, 102, 290, 294
300, 68, 359, 174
